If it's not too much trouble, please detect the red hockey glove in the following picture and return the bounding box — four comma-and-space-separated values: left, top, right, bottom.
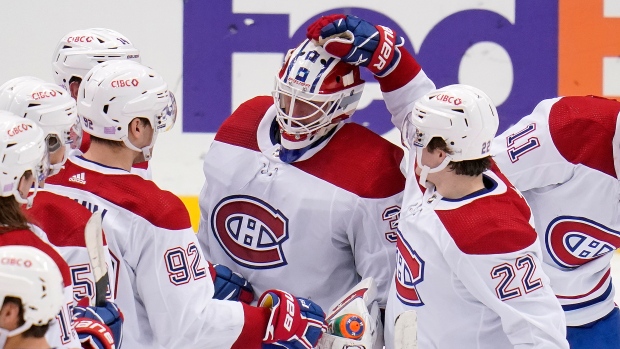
259, 289, 327, 349
306, 14, 404, 77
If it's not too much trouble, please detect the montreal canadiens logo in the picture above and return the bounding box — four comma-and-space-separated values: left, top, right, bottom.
546, 216, 620, 269
211, 195, 289, 269
395, 229, 425, 306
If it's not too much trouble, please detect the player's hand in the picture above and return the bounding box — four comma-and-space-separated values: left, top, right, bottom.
306, 14, 404, 77
211, 263, 255, 304
73, 299, 123, 349
259, 289, 327, 349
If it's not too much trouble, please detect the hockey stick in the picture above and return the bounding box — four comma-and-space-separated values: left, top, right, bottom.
84, 211, 108, 307
394, 310, 417, 349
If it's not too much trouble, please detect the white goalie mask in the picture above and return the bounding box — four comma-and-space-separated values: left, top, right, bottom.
402, 84, 499, 187
52, 28, 141, 91
0, 112, 50, 207
78, 60, 177, 161
0, 246, 64, 347
0, 77, 81, 175
273, 39, 365, 158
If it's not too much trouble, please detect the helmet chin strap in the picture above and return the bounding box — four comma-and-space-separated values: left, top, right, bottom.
122, 131, 157, 162
415, 147, 452, 188
0, 317, 33, 348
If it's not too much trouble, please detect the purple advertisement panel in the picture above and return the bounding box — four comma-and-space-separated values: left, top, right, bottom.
183, 1, 557, 135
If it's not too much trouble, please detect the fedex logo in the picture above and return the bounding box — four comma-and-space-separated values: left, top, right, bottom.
1, 258, 32, 267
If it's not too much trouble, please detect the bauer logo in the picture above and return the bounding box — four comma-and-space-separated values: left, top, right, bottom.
183, 1, 561, 135
211, 195, 289, 269
546, 216, 620, 269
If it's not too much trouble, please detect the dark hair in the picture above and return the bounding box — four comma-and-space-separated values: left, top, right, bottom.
426, 137, 491, 176
89, 118, 151, 149
2, 297, 50, 338
0, 192, 30, 234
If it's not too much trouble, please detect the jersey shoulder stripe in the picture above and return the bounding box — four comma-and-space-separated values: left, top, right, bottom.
47, 159, 191, 230
293, 123, 406, 198
26, 191, 93, 248
436, 167, 537, 255
214, 96, 272, 151
0, 229, 72, 286
549, 95, 620, 178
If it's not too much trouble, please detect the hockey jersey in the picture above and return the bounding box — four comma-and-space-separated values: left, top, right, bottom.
197, 95, 405, 310
0, 227, 80, 349
384, 168, 569, 349
45, 155, 269, 349
492, 95, 620, 326
25, 190, 116, 304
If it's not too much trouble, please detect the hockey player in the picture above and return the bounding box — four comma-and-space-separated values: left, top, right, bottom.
308, 15, 569, 348
45, 60, 326, 349
0, 77, 124, 349
0, 112, 119, 349
491, 95, 620, 348
0, 245, 65, 349
52, 28, 149, 179
196, 37, 404, 313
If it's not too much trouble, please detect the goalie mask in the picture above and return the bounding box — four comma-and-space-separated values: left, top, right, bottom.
273, 39, 365, 162
52, 28, 140, 92
0, 76, 81, 175
402, 84, 499, 187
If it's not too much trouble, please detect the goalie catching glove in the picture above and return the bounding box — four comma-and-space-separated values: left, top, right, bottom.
306, 14, 404, 77
259, 289, 327, 349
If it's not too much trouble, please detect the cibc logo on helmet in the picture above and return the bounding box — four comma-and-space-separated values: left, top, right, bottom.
1, 257, 33, 268
111, 79, 140, 88
66, 36, 93, 43
6, 123, 31, 137
31, 90, 59, 100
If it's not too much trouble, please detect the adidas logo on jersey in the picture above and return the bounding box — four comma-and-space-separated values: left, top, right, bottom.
68, 172, 86, 185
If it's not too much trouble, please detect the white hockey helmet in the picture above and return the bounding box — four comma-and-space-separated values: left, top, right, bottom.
0, 77, 81, 175
0, 246, 64, 339
78, 60, 177, 160
273, 39, 365, 153
402, 84, 499, 186
52, 28, 141, 91
0, 112, 49, 206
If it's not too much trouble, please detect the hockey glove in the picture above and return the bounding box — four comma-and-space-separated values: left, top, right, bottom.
259, 289, 327, 349
73, 299, 123, 349
306, 14, 404, 77
210, 263, 255, 304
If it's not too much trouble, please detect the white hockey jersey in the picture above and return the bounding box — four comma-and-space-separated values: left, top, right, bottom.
0, 227, 81, 349
197, 96, 405, 309
384, 168, 569, 349
46, 155, 270, 349
26, 190, 116, 304
492, 95, 620, 326
379, 51, 567, 348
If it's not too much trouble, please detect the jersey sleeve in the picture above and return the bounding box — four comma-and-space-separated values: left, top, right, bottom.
378, 50, 436, 131
347, 194, 401, 307
448, 248, 569, 348
133, 221, 267, 349
491, 97, 575, 191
